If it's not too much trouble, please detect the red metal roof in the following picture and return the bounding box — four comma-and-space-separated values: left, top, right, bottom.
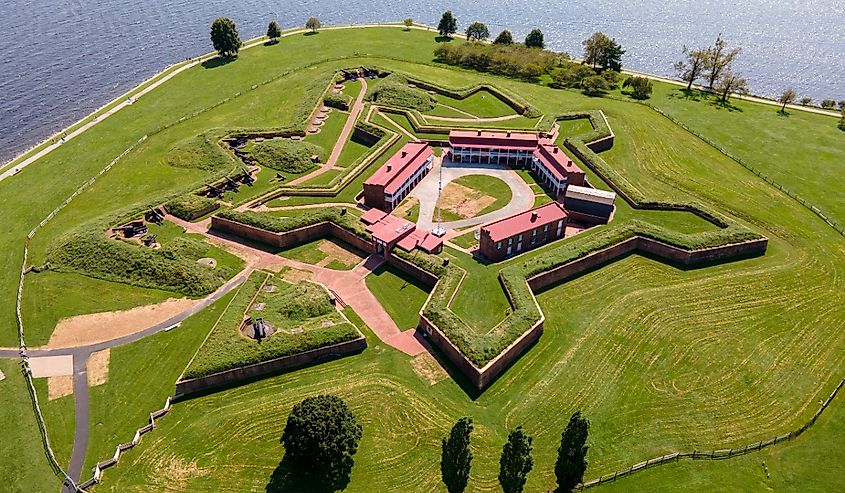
533, 145, 583, 182
360, 207, 388, 225
449, 129, 538, 150
482, 202, 568, 243
397, 229, 444, 253
363, 142, 433, 195
366, 213, 416, 244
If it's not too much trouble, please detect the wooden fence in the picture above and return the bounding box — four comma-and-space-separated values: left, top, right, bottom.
577, 376, 845, 489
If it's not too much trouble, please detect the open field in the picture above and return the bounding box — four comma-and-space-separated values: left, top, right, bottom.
278, 237, 367, 270
427, 90, 518, 119
2, 27, 843, 492
364, 264, 431, 331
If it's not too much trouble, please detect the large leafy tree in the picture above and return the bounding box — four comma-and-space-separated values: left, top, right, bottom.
266, 21, 281, 43
466, 22, 490, 42
674, 45, 708, 90
438, 11, 458, 37
280, 395, 363, 487
524, 28, 544, 48
441, 417, 473, 493
622, 76, 654, 100
705, 33, 742, 89
494, 30, 514, 45
210, 17, 242, 58
582, 32, 624, 71
499, 426, 534, 493
306, 17, 321, 33
555, 411, 589, 492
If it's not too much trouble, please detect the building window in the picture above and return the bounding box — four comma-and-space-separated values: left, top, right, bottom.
558, 220, 563, 227
543, 225, 549, 232
497, 241, 502, 249
508, 238, 513, 245
518, 234, 523, 241
532, 229, 537, 236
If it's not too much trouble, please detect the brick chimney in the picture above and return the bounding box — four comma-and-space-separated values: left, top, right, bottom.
387, 163, 392, 172
553, 147, 558, 154
530, 212, 538, 222
477, 130, 482, 136
506, 131, 511, 137
401, 151, 407, 158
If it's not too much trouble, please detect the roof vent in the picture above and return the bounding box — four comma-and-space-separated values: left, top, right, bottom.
530, 212, 538, 222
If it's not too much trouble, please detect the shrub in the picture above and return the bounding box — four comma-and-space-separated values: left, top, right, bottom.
165, 194, 219, 221
622, 76, 654, 100
549, 63, 596, 89
324, 92, 352, 110
434, 43, 567, 81
367, 75, 436, 111
580, 74, 611, 96
166, 132, 235, 172
248, 139, 325, 173
274, 282, 335, 319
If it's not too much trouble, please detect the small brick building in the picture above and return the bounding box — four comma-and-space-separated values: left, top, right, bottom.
360, 208, 443, 255
564, 185, 616, 223
479, 202, 569, 261
362, 142, 434, 211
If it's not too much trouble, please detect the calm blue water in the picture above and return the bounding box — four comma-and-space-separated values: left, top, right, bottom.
2, 0, 843, 163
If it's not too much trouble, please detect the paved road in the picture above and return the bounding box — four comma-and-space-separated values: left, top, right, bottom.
411, 157, 536, 231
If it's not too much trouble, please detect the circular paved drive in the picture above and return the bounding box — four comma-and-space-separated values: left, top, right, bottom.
410, 157, 535, 231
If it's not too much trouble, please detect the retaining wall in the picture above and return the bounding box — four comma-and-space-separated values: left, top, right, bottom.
174, 336, 367, 397
210, 216, 373, 253
528, 236, 768, 291
385, 252, 439, 288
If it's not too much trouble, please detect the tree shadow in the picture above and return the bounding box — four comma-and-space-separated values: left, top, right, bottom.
266, 455, 352, 493
264, 40, 279, 47
709, 99, 743, 112
435, 35, 454, 43
668, 88, 702, 102
201, 57, 235, 69
776, 110, 791, 118
304, 31, 319, 36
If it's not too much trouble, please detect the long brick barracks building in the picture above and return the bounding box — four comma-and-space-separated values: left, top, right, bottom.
479, 202, 569, 261
362, 142, 434, 211
448, 130, 586, 199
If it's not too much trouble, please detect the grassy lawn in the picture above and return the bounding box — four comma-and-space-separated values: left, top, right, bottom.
429, 90, 518, 118
393, 196, 420, 223
4, 27, 844, 493
555, 118, 594, 142
451, 174, 513, 216
83, 291, 235, 473
364, 264, 431, 331
278, 237, 366, 270
0, 360, 62, 492
449, 229, 479, 249
304, 108, 349, 151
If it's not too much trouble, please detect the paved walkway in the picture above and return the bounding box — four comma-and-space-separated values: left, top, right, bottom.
411, 157, 536, 231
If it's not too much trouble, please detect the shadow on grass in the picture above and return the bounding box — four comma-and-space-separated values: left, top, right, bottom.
435, 35, 454, 43
710, 98, 743, 112
266, 455, 352, 493
201, 57, 236, 69
776, 109, 792, 118
264, 40, 279, 47
304, 31, 319, 36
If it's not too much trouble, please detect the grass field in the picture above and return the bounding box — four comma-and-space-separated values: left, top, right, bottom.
3, 26, 844, 492
427, 90, 518, 119
364, 265, 431, 331
278, 237, 367, 270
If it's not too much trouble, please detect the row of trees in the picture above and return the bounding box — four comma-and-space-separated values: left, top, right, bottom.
674, 33, 746, 103
438, 11, 546, 49
778, 90, 845, 111
210, 17, 323, 58
278, 395, 592, 493
441, 412, 590, 493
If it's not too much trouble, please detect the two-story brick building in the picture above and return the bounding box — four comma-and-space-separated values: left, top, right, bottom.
478, 202, 569, 261
362, 142, 434, 211
447, 130, 585, 199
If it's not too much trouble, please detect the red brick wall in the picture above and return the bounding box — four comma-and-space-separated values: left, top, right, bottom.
363, 183, 388, 211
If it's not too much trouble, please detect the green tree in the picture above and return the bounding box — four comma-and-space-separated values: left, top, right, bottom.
438, 11, 458, 37
580, 74, 610, 96
583, 32, 624, 71
602, 38, 625, 71
466, 22, 490, 42
499, 426, 534, 493
800, 97, 813, 106
550, 64, 596, 88
210, 17, 241, 58
280, 395, 363, 487
266, 21, 281, 43
821, 99, 836, 110
494, 30, 514, 45
623, 76, 653, 100
555, 412, 589, 492
838, 100, 845, 110
674, 45, 708, 90
441, 417, 473, 493
404, 18, 414, 30
778, 88, 797, 112
715, 69, 747, 103
305, 17, 321, 33
838, 108, 845, 131
705, 33, 742, 89
524, 28, 544, 48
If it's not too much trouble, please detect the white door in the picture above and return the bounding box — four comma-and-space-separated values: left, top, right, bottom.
517, 242, 522, 252
507, 246, 512, 255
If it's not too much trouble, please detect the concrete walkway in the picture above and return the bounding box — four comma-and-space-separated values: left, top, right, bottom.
411, 157, 536, 231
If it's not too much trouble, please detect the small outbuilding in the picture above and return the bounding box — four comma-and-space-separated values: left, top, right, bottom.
564, 185, 616, 224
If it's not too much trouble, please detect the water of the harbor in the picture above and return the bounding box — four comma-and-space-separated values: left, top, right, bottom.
2, 0, 843, 164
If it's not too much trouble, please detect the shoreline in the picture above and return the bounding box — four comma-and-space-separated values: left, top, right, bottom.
1, 21, 839, 180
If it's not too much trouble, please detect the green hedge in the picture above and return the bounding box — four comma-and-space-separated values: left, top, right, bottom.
165, 131, 236, 172
183, 272, 360, 379
49, 231, 231, 298
165, 194, 219, 221
247, 139, 325, 174
391, 248, 447, 277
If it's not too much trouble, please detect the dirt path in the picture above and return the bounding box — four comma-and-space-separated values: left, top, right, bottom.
423, 113, 525, 123
374, 109, 418, 140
